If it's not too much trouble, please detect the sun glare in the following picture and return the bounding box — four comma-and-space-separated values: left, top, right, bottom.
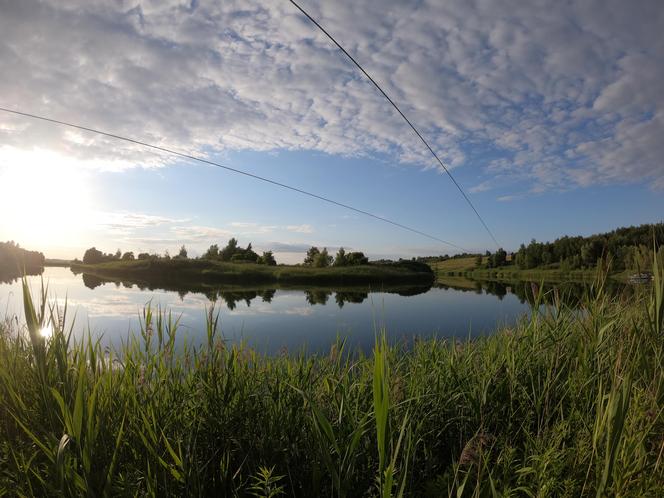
0, 149, 93, 249
39, 324, 53, 339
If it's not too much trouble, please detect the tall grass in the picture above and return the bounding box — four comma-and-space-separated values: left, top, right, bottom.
1, 256, 663, 496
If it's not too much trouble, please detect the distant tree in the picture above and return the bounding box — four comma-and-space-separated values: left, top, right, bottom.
493, 248, 507, 267
114, 249, 122, 260
178, 245, 188, 259
137, 253, 151, 260
243, 243, 259, 263
203, 244, 219, 260
259, 251, 277, 266
0, 241, 45, 276
333, 247, 348, 266
475, 254, 483, 268
346, 251, 369, 266
304, 246, 320, 266
313, 248, 333, 268
163, 250, 171, 260
121, 251, 135, 261
220, 238, 239, 262
525, 239, 541, 269
514, 244, 527, 268
83, 247, 104, 264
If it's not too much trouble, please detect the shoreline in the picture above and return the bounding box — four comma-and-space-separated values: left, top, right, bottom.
70, 258, 436, 287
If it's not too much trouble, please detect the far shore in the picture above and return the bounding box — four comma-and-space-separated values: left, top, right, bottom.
69, 258, 436, 287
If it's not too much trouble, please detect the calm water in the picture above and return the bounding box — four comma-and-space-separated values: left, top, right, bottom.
1, 267, 546, 354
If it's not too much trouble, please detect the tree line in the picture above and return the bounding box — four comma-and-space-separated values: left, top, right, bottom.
202, 239, 276, 265
81, 240, 374, 268
302, 246, 369, 267
0, 241, 45, 278
478, 222, 664, 272
82, 239, 278, 266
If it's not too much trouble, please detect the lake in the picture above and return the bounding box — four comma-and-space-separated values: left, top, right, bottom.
0, 266, 594, 354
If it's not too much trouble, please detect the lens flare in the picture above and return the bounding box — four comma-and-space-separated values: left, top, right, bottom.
39, 324, 53, 339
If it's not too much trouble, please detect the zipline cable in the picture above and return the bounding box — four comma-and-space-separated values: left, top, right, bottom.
288, 0, 501, 249
0, 106, 469, 251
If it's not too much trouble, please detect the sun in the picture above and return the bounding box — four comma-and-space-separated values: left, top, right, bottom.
0, 149, 93, 249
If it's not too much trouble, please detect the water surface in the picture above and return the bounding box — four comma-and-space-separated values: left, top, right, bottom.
0, 267, 564, 354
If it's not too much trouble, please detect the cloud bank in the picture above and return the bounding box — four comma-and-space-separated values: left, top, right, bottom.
1, 0, 662, 191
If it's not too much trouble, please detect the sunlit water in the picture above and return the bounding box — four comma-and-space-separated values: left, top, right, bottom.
0, 267, 539, 354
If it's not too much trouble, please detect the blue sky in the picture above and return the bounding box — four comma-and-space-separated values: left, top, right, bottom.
0, 0, 663, 262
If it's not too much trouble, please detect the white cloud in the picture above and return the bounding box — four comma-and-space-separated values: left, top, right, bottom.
468, 181, 493, 194
94, 211, 188, 235
170, 225, 233, 241
0, 0, 662, 192
285, 224, 313, 234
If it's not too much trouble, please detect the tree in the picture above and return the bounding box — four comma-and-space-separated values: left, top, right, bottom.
114, 249, 122, 260
304, 247, 320, 266
243, 243, 259, 263
178, 245, 188, 259
121, 251, 135, 261
475, 254, 483, 268
333, 247, 348, 266
259, 251, 277, 266
83, 247, 104, 264
313, 248, 333, 267
137, 253, 151, 260
493, 248, 507, 267
220, 238, 239, 262
346, 252, 369, 266
203, 244, 219, 259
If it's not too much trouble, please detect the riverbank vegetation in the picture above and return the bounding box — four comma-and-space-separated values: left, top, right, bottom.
71, 257, 435, 287
428, 222, 664, 282
1, 255, 663, 496
0, 241, 45, 282
74, 239, 418, 287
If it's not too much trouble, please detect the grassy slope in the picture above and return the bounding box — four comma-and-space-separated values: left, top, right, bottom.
1, 266, 663, 496
71, 258, 435, 286
431, 257, 606, 282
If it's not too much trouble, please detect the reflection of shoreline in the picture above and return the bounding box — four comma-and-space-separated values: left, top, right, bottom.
0, 267, 44, 285
436, 275, 628, 306
77, 271, 433, 309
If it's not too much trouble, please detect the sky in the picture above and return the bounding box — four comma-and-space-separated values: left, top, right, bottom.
0, 0, 663, 263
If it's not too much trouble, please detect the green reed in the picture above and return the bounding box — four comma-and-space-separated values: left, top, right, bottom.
0, 253, 663, 496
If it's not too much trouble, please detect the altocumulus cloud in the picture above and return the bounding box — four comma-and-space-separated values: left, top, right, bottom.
0, 0, 662, 191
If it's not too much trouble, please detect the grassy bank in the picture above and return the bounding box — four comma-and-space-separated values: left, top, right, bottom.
430, 257, 616, 283
1, 261, 663, 496
71, 258, 435, 287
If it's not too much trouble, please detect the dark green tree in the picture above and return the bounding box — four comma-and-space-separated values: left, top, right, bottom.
333, 247, 348, 266
493, 248, 507, 267
304, 247, 320, 266
83, 247, 104, 264
346, 252, 369, 266
259, 251, 277, 266
220, 238, 239, 262
313, 248, 333, 268
203, 244, 219, 259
